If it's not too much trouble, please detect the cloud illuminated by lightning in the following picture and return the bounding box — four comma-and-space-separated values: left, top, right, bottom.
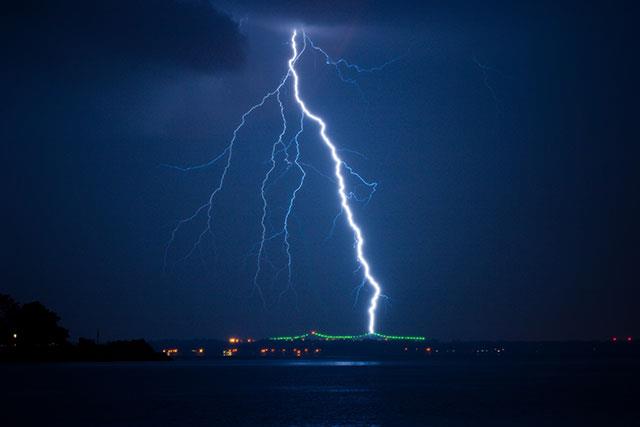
164, 29, 394, 334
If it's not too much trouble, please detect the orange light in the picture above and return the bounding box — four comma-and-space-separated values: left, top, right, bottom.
426, 347, 432, 352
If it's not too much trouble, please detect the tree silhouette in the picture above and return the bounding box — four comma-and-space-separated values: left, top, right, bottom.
0, 294, 69, 348
15, 302, 69, 347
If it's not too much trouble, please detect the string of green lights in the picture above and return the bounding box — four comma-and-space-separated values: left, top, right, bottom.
269, 333, 310, 341
268, 331, 426, 341
372, 333, 425, 341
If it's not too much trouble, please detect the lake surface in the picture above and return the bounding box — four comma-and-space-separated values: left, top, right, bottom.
2, 358, 639, 426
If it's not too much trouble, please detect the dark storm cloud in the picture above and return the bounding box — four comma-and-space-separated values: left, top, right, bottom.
4, 0, 245, 74
219, 0, 419, 25
217, 0, 525, 30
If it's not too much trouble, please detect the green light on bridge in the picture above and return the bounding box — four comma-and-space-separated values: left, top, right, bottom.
268, 331, 425, 341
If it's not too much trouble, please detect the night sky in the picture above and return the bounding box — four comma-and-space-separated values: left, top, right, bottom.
3, 1, 638, 341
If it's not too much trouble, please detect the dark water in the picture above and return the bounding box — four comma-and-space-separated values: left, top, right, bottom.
2, 358, 639, 426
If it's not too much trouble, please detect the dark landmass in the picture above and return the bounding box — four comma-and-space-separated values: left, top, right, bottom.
3, 290, 636, 363
152, 335, 639, 360
0, 293, 166, 362
0, 338, 167, 362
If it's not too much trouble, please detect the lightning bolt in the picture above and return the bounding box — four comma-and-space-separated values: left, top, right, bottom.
288, 30, 382, 334
162, 71, 291, 277
164, 28, 391, 334
305, 33, 404, 103
281, 111, 306, 292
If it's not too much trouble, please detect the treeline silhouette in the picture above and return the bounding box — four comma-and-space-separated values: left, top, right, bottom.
0, 294, 166, 362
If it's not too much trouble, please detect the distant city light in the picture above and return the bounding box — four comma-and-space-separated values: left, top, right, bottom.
162, 348, 179, 356
222, 348, 238, 357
